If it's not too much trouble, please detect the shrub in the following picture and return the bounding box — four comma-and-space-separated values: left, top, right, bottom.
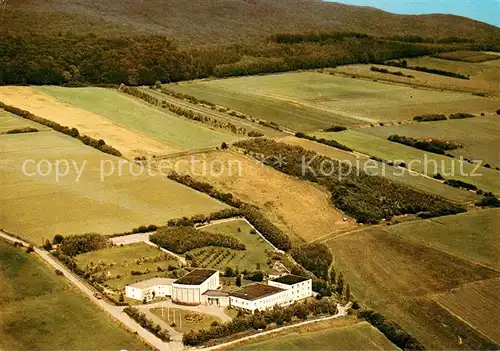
150, 227, 245, 254
475, 194, 500, 207
59, 233, 112, 256
433, 173, 444, 180
449, 112, 475, 119
496, 109, 500, 115
291, 243, 332, 280
5, 127, 39, 134
413, 114, 447, 122
444, 179, 478, 191
324, 125, 347, 132
388, 135, 462, 155
53, 234, 64, 244
55, 269, 64, 276
294, 132, 352, 152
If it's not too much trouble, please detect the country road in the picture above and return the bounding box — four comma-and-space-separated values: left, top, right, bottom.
0, 230, 177, 351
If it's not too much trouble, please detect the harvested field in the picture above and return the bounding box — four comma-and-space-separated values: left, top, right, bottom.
0, 239, 145, 350
161, 150, 355, 243
326, 227, 499, 306
0, 86, 174, 158
0, 130, 228, 244
388, 209, 500, 270
434, 278, 500, 345
230, 321, 399, 350
35, 86, 242, 153
280, 136, 478, 203
313, 130, 500, 193
168, 72, 499, 130
360, 114, 500, 167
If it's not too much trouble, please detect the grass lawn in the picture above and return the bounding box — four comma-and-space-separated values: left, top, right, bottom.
0, 130, 228, 244
312, 130, 500, 193
230, 321, 399, 350
35, 86, 241, 151
150, 307, 221, 333
280, 136, 478, 203
0, 110, 50, 133
359, 114, 500, 168
0, 239, 146, 350
75, 243, 180, 291
167, 72, 499, 131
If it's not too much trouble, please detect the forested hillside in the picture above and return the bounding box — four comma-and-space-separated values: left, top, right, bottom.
1, 0, 499, 86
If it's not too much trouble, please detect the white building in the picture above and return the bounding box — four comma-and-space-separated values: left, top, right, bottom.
230, 283, 292, 312
201, 290, 230, 307
171, 269, 219, 305
125, 277, 176, 302
268, 274, 313, 302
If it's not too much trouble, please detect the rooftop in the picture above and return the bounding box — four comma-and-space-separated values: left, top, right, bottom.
230, 283, 285, 301
202, 290, 230, 297
127, 277, 176, 289
174, 269, 217, 286
271, 274, 310, 285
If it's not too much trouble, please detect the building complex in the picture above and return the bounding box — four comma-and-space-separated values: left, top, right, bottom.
125, 269, 312, 312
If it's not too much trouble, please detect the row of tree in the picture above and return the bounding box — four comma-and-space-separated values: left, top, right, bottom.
388, 135, 462, 155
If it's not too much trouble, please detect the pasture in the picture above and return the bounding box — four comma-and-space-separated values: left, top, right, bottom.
161, 150, 354, 243
151, 308, 221, 334
312, 130, 500, 193
326, 209, 500, 350
434, 51, 500, 63
434, 278, 500, 345
191, 219, 276, 272
35, 86, 242, 153
0, 239, 145, 350
360, 114, 500, 167
167, 72, 499, 130
75, 243, 180, 291
0, 130, 228, 244
229, 321, 399, 350
280, 136, 478, 203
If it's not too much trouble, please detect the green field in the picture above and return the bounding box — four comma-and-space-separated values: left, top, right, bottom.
167, 72, 499, 131
359, 115, 500, 167
313, 130, 500, 193
188, 220, 275, 278
35, 86, 242, 150
151, 307, 221, 334
0, 130, 228, 244
281, 136, 478, 203
231, 321, 399, 350
387, 209, 500, 270
435, 278, 500, 345
326, 209, 500, 349
0, 110, 49, 133
0, 239, 145, 350
75, 243, 180, 291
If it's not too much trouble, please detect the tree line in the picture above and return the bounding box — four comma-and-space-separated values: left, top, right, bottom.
0, 103, 122, 156
388, 135, 462, 155
234, 138, 466, 224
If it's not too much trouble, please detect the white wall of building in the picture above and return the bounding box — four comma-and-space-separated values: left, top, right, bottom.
268, 279, 312, 302
230, 289, 292, 312
125, 284, 173, 301
172, 271, 219, 305
125, 286, 143, 300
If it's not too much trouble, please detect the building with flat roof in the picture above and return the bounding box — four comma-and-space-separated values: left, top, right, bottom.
201, 290, 230, 307
230, 283, 292, 312
269, 274, 313, 302
172, 269, 219, 305
125, 277, 176, 302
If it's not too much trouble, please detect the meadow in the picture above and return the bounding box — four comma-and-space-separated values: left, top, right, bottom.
0, 129, 228, 244
191, 219, 275, 271
312, 130, 500, 193
280, 136, 478, 204
0, 239, 145, 350
167, 72, 499, 130
360, 114, 500, 167
161, 150, 354, 243
229, 321, 399, 350
35, 86, 242, 153
434, 51, 500, 63
75, 243, 180, 291
326, 209, 500, 349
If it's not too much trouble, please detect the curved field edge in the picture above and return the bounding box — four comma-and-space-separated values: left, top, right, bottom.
0, 239, 146, 350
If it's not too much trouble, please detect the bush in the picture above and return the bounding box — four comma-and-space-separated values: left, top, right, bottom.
444, 179, 478, 191
291, 243, 332, 280
496, 109, 500, 115
449, 112, 475, 119
150, 227, 245, 254
295, 132, 352, 152
413, 114, 447, 122
388, 135, 462, 155
59, 233, 112, 256
5, 127, 39, 134
324, 125, 347, 132
55, 269, 64, 276
53, 234, 64, 245
475, 194, 500, 207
